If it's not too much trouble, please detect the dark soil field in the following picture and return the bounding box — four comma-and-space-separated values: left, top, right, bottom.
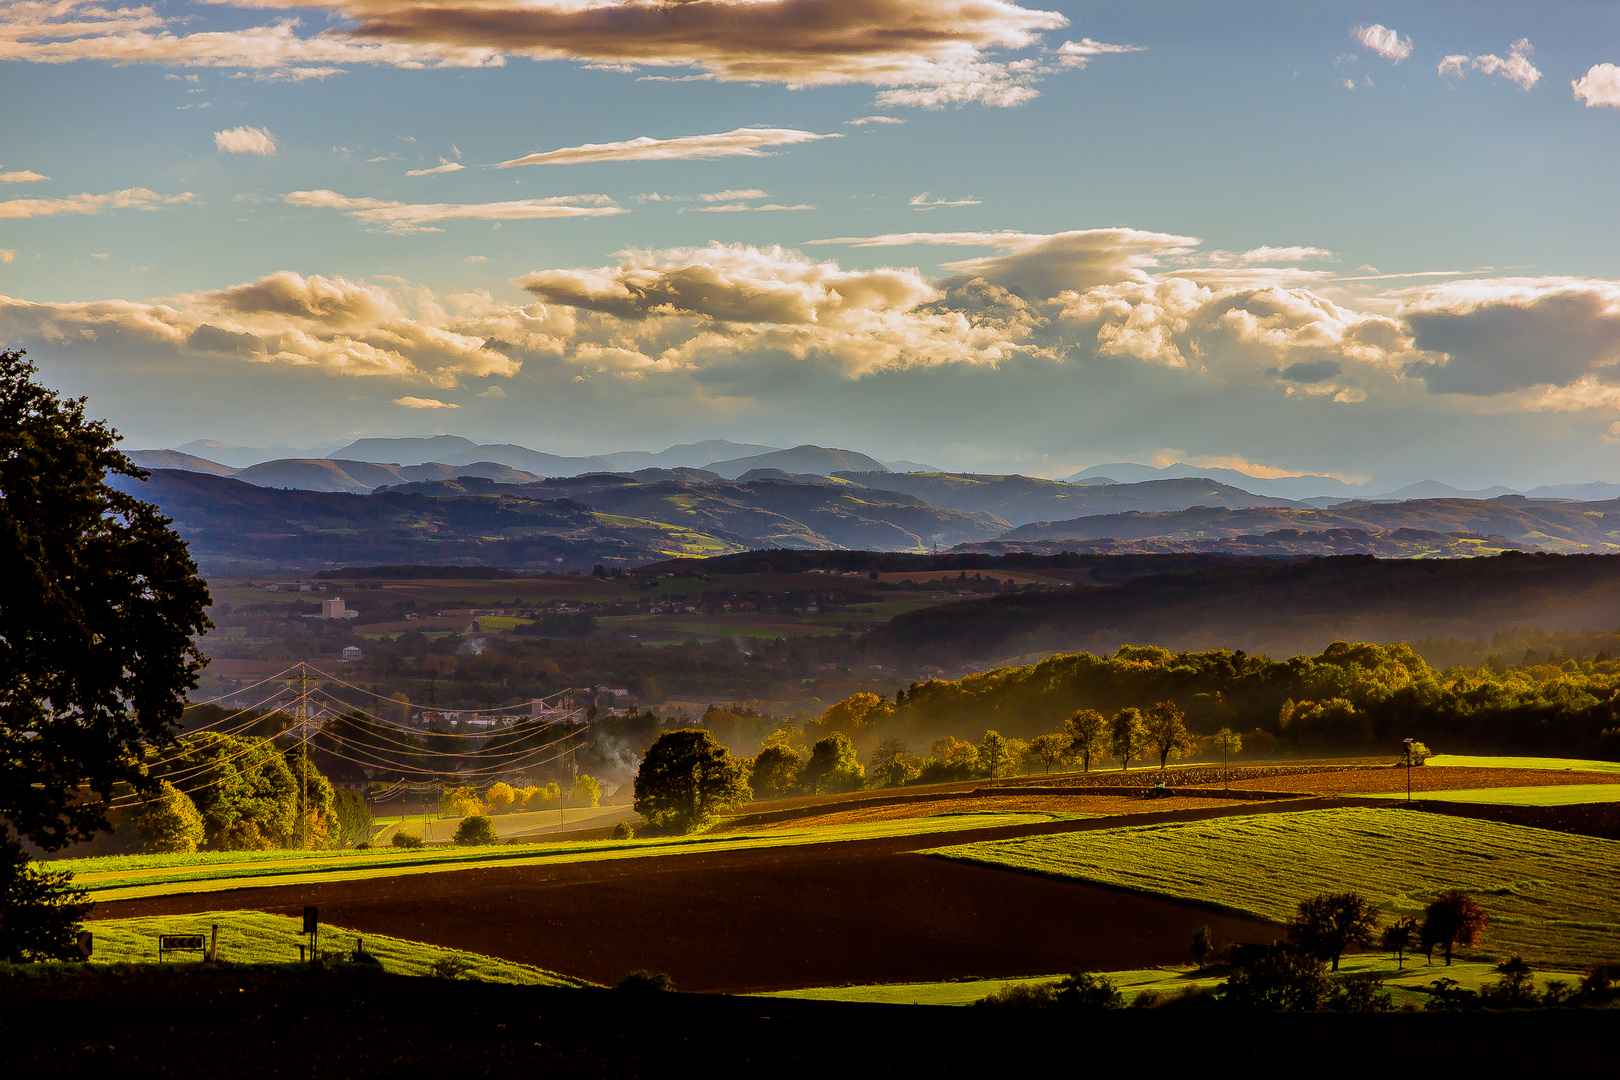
1225, 766, 1620, 796
6, 968, 1617, 1079
1415, 799, 1620, 840
95, 804, 1340, 992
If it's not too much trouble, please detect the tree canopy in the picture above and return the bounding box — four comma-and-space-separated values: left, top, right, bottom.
0, 349, 213, 850
633, 729, 753, 832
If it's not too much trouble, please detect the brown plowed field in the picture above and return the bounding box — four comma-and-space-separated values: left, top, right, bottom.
1224, 766, 1620, 796
745, 792, 1276, 830
96, 802, 1340, 992
1415, 799, 1620, 840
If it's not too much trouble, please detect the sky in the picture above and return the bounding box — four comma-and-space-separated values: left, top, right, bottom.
2, 0, 1619, 487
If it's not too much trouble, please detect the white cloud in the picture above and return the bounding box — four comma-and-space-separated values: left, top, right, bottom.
475, 385, 507, 398
464, 255, 487, 262
1343, 78, 1355, 91
89, 252, 110, 260
283, 189, 624, 233
1439, 39, 1541, 90
1239, 246, 1335, 264
1352, 24, 1412, 63
495, 127, 838, 168
910, 193, 983, 208
0, 188, 193, 219
846, 115, 905, 126
1054, 38, 1144, 66
393, 396, 458, 409
1573, 63, 1620, 108
405, 158, 465, 176
0, 168, 49, 183
214, 126, 277, 155
687, 202, 813, 213
0, 250, 14, 263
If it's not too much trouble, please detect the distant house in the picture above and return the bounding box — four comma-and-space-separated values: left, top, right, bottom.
342, 645, 362, 662
321, 598, 359, 620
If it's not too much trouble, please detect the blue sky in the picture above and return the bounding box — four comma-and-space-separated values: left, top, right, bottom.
3, 1, 1619, 486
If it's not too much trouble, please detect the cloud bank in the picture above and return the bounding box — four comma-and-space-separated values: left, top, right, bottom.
495, 128, 838, 168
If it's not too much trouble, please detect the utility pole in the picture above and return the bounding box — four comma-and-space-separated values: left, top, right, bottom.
296, 664, 311, 849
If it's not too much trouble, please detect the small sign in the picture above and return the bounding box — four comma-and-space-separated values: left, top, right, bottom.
160, 935, 206, 951
303, 906, 318, 935
76, 931, 93, 958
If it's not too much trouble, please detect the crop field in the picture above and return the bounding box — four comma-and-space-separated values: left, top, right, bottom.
1385, 784, 1620, 806
66, 811, 1075, 901
737, 792, 1273, 832
753, 956, 1578, 1008
85, 911, 591, 985
927, 807, 1620, 968
1224, 765, 1620, 797
1427, 755, 1620, 774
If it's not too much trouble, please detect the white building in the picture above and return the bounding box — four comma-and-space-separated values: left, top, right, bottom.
342, 645, 362, 662
321, 598, 359, 619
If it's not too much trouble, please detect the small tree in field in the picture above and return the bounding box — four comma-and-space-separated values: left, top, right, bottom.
800, 732, 865, 793
867, 740, 919, 788
1191, 925, 1214, 969
1214, 727, 1242, 777
1382, 917, 1418, 970
1027, 733, 1070, 774
485, 782, 516, 814
452, 814, 498, 846
977, 730, 1019, 779
1144, 701, 1196, 770
1422, 890, 1486, 966
634, 729, 752, 832
1288, 892, 1380, 971
572, 774, 601, 808
1108, 708, 1149, 771
1065, 709, 1108, 772
751, 744, 805, 797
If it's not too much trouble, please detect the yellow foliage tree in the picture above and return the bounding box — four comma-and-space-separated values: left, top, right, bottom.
439, 785, 483, 818
486, 781, 516, 814
817, 693, 887, 734
572, 774, 601, 808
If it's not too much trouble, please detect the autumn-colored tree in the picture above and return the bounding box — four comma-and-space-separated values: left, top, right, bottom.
1109, 708, 1149, 771
1027, 733, 1071, 774
977, 730, 1020, 779
1422, 890, 1487, 965
1144, 701, 1196, 770
129, 780, 205, 854
1065, 709, 1108, 772
485, 781, 516, 814
633, 729, 752, 832
816, 693, 886, 734
572, 774, 601, 808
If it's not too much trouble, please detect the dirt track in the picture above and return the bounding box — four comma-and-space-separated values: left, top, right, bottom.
96, 801, 1337, 992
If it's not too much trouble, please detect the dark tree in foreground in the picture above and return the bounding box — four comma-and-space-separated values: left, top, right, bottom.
1220, 952, 1334, 1011
0, 837, 91, 962
1191, 925, 1214, 969
633, 729, 753, 832
0, 349, 211, 958
1287, 892, 1380, 971
1422, 890, 1487, 966
1381, 916, 1418, 970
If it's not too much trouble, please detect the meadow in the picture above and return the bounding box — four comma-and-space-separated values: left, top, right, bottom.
83, 911, 590, 986
64, 811, 1077, 901
1427, 755, 1620, 774
1348, 784, 1620, 806
927, 807, 1620, 968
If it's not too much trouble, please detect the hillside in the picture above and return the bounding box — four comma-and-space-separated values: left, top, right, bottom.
706, 445, 890, 479
838, 472, 1297, 525
865, 552, 1620, 665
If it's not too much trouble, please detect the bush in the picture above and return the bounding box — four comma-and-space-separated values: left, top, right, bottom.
617, 970, 675, 993
452, 815, 498, 846
1220, 951, 1335, 1011
970, 982, 1059, 1008
428, 954, 474, 979
1055, 971, 1124, 1009
390, 829, 424, 848
611, 821, 634, 840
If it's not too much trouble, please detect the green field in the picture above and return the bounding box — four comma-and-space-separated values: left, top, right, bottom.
1347, 783, 1620, 806
754, 956, 1576, 1008
85, 911, 591, 985
56, 811, 1078, 901
927, 808, 1620, 968
1427, 755, 1620, 774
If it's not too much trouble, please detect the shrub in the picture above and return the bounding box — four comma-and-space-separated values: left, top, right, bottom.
1055, 971, 1124, 1009
617, 970, 675, 993
428, 954, 474, 979
1407, 741, 1433, 766
1330, 974, 1394, 1012
971, 982, 1059, 1008
611, 821, 635, 840
390, 829, 424, 848
452, 815, 498, 846
1220, 951, 1335, 1011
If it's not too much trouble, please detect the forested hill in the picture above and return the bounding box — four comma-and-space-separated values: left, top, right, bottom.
863, 552, 1620, 666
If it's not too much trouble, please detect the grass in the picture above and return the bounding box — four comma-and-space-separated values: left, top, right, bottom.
83, 911, 591, 986
1345, 784, 1620, 806
927, 807, 1620, 968
752, 956, 1580, 1008
1427, 755, 1620, 774
53, 811, 1077, 901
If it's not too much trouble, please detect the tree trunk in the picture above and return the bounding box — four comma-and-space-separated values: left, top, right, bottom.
1331, 952, 1339, 972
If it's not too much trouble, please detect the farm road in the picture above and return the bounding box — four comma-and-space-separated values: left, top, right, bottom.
95, 799, 1348, 992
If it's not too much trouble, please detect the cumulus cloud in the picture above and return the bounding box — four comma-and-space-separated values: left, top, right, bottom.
405, 158, 464, 176
0, 0, 1068, 103
0, 188, 193, 219
475, 384, 506, 398
0, 250, 14, 263
911, 193, 983, 208
1400, 278, 1620, 396
0, 270, 523, 387
0, 168, 48, 183
393, 395, 457, 408
938, 228, 1201, 298
215, 125, 277, 155
1439, 39, 1541, 90
495, 127, 837, 168
1573, 63, 1620, 108
283, 189, 623, 232
1352, 24, 1412, 63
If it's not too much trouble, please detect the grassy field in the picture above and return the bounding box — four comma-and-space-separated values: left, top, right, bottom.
1347, 784, 1620, 806
927, 807, 1620, 968
57, 811, 1078, 901
753, 956, 1577, 1008
1427, 755, 1620, 774
85, 911, 591, 985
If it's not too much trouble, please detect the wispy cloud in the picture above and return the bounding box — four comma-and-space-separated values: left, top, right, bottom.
495, 127, 838, 168
0, 188, 193, 220
910, 193, 982, 209
393, 396, 458, 409
1352, 24, 1412, 63
283, 189, 624, 233
0, 167, 49, 183
214, 125, 277, 155
847, 115, 905, 126
1440, 39, 1541, 90
1055, 38, 1144, 65
1573, 63, 1620, 108
687, 202, 813, 213
405, 158, 465, 176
